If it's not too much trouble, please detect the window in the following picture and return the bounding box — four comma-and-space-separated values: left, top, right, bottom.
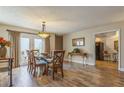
34, 39, 43, 53
20, 38, 30, 65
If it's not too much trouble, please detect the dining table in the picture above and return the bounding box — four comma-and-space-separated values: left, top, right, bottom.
0, 58, 14, 87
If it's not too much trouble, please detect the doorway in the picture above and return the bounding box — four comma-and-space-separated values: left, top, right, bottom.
20, 37, 30, 66
95, 30, 120, 70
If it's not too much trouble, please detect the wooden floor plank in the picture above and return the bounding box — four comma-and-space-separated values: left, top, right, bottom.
0, 61, 124, 87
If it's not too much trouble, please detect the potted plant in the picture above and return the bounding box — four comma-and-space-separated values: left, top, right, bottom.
72, 48, 80, 53
0, 37, 11, 58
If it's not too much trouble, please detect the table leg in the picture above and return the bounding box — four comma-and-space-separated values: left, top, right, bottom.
8, 60, 10, 75
83, 57, 87, 66
9, 58, 13, 87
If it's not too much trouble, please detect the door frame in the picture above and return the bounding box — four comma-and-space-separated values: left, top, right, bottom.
93, 29, 121, 70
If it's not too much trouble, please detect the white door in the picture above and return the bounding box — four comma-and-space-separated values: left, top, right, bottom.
20, 38, 30, 66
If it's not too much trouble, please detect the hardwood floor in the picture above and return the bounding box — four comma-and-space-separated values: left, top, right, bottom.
0, 61, 124, 87
96, 60, 118, 70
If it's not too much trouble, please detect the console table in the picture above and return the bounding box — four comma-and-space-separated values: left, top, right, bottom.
0, 58, 13, 87
68, 52, 88, 65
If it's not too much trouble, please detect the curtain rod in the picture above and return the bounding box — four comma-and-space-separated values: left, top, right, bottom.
6, 29, 37, 35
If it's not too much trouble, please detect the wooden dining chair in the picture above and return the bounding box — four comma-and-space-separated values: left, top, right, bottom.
31, 49, 40, 56
47, 50, 65, 80
30, 51, 48, 77
27, 50, 39, 67
27, 50, 33, 72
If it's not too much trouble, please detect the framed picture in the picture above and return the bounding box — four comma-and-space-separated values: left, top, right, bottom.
72, 37, 85, 46
114, 40, 118, 51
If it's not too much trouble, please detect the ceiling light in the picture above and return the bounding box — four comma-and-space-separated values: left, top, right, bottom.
38, 21, 50, 38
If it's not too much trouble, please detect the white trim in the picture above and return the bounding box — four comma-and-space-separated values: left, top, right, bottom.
64, 58, 69, 62
119, 68, 124, 71
64, 59, 95, 65
118, 29, 121, 70
93, 29, 120, 35
93, 28, 121, 70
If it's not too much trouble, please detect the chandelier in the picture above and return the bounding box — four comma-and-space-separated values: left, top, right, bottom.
38, 21, 50, 38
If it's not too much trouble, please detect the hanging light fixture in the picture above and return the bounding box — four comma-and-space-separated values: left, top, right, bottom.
38, 21, 50, 38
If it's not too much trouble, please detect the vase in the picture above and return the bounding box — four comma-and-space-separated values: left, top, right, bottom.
0, 45, 7, 58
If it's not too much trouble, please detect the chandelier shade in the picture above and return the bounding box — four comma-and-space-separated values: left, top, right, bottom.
38, 32, 50, 38
38, 21, 50, 38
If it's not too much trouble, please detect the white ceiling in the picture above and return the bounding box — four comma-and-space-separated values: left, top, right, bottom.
0, 6, 124, 35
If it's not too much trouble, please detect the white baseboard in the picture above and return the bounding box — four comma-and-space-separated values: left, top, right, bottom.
119, 68, 124, 71
87, 62, 95, 66
64, 59, 69, 62
64, 59, 124, 71
64, 59, 95, 66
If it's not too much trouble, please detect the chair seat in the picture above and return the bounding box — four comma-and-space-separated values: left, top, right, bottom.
36, 60, 47, 65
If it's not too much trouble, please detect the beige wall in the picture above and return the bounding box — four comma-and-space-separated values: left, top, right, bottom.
63, 21, 124, 70
0, 25, 9, 40
55, 35, 63, 50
